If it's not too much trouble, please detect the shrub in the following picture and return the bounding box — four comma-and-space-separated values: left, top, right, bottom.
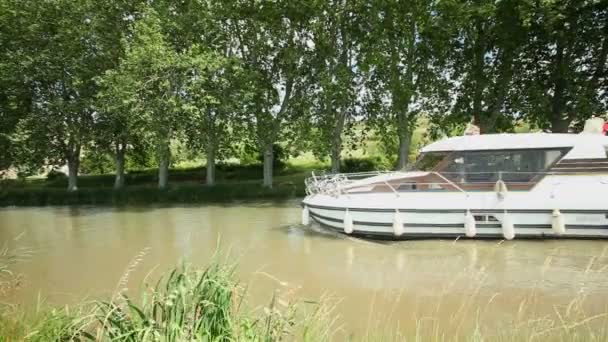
341, 157, 384, 173
0, 180, 306, 206
46, 169, 67, 181
80, 150, 114, 175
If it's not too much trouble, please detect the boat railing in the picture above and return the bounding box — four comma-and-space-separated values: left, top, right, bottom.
305, 170, 395, 196
305, 170, 608, 196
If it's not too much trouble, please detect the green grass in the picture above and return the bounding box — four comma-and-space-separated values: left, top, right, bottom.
0, 262, 336, 342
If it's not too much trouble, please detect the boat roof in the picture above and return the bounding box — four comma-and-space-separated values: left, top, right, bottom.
421, 133, 608, 153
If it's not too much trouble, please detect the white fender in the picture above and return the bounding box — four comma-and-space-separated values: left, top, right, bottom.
464, 210, 477, 237
343, 209, 353, 234
501, 213, 515, 240
552, 209, 566, 235
393, 210, 404, 236
301, 205, 310, 225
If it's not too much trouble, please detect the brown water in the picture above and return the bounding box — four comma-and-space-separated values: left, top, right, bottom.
1, 201, 608, 338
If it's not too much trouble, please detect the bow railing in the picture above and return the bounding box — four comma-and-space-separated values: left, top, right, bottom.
305, 170, 608, 196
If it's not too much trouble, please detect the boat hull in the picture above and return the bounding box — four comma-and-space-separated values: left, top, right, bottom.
302, 183, 608, 240
307, 206, 608, 239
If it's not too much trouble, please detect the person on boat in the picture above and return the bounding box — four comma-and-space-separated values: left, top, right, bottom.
603, 116, 608, 135
583, 115, 606, 134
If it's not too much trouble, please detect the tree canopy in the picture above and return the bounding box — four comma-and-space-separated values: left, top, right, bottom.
1, 0, 606, 189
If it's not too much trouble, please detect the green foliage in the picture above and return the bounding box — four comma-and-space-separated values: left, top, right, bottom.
2, 0, 136, 182
301, 0, 367, 171
431, 0, 530, 135
95, 264, 235, 341
25, 310, 89, 342
0, 260, 336, 341
80, 150, 115, 175
341, 157, 388, 173
2, 0, 606, 185
46, 169, 67, 182
0, 169, 306, 206
516, 0, 608, 132
361, 0, 451, 168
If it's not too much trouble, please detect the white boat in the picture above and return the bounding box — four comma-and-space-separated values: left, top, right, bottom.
301, 119, 608, 240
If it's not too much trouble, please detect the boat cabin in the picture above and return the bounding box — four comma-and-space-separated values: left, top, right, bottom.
343, 133, 608, 194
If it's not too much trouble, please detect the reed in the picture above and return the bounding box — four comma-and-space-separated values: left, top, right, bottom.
0, 235, 31, 297
86, 263, 334, 341
355, 245, 608, 342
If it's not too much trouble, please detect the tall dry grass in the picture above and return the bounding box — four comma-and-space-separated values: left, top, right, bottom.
356, 243, 608, 341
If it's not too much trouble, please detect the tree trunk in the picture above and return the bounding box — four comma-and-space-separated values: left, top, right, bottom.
472, 19, 487, 133
67, 155, 79, 192
549, 40, 568, 133
550, 115, 570, 133
330, 112, 347, 173
396, 115, 412, 170
262, 143, 273, 189
114, 143, 126, 190
206, 143, 216, 186
158, 143, 170, 190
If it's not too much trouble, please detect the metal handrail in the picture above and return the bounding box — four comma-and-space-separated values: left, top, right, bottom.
430, 171, 467, 194
304, 170, 608, 196
383, 180, 400, 196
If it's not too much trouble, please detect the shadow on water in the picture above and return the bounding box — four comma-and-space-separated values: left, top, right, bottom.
274, 222, 396, 246
274, 223, 345, 240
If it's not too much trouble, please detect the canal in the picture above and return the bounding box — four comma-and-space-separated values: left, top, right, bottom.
1, 201, 607, 338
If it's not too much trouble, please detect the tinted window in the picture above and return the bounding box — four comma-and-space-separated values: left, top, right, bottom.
412, 152, 449, 171
415, 149, 569, 183
441, 149, 569, 183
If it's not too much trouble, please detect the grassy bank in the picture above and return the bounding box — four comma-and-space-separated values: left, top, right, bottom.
0, 176, 306, 207
0, 155, 391, 206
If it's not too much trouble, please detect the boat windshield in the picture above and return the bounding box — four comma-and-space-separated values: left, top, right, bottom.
413, 148, 570, 183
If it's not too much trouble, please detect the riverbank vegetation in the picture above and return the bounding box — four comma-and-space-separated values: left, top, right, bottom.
0, 154, 391, 205
1, 0, 606, 192
0, 263, 337, 341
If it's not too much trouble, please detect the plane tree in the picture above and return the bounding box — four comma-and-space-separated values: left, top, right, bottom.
103, 8, 187, 189
516, 0, 608, 132
156, 0, 252, 186
6, 0, 121, 191
361, 0, 452, 169
304, 0, 366, 173
229, 0, 313, 187
432, 0, 530, 134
